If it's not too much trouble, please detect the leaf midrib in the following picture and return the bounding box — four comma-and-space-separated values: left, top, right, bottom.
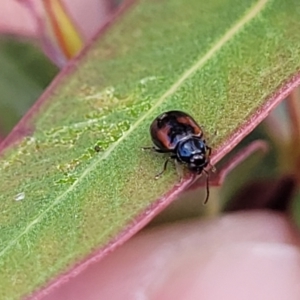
0, 0, 269, 258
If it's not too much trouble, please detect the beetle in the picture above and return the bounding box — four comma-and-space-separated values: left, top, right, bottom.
143, 110, 212, 203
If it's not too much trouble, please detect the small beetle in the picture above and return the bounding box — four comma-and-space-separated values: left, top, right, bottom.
143, 110, 212, 203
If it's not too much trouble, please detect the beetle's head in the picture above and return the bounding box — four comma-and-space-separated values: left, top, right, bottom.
177, 138, 209, 174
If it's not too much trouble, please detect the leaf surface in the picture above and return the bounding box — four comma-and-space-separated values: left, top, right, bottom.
1, 0, 300, 298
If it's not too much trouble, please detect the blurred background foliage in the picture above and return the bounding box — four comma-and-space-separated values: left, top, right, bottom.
0, 36, 58, 134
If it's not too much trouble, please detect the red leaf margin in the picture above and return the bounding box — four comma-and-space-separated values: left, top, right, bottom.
29, 75, 300, 300
29, 67, 300, 300
1, 1, 300, 299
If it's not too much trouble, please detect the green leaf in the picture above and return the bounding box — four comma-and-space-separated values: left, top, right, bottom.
1, 0, 300, 298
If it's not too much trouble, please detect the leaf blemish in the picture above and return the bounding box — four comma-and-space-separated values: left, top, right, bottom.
14, 192, 25, 202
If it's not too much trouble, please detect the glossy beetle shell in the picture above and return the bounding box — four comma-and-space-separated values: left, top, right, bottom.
149, 110, 211, 174
146, 110, 212, 203
150, 110, 203, 150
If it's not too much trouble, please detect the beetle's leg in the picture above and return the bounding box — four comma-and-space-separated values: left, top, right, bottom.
202, 169, 210, 204
155, 157, 171, 179
142, 146, 171, 153
155, 155, 176, 179
207, 145, 212, 156
142, 146, 156, 151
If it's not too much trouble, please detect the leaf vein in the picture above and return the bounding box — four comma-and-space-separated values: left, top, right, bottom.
0, 0, 269, 258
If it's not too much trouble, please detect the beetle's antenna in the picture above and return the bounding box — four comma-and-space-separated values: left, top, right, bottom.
203, 169, 210, 204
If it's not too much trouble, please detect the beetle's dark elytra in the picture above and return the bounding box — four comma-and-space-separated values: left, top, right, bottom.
144, 110, 212, 203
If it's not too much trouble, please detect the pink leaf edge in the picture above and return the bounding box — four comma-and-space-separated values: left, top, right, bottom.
0, 1, 299, 298
28, 72, 300, 299
29, 72, 300, 300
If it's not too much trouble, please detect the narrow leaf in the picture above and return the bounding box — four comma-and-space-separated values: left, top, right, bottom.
1, 0, 300, 298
